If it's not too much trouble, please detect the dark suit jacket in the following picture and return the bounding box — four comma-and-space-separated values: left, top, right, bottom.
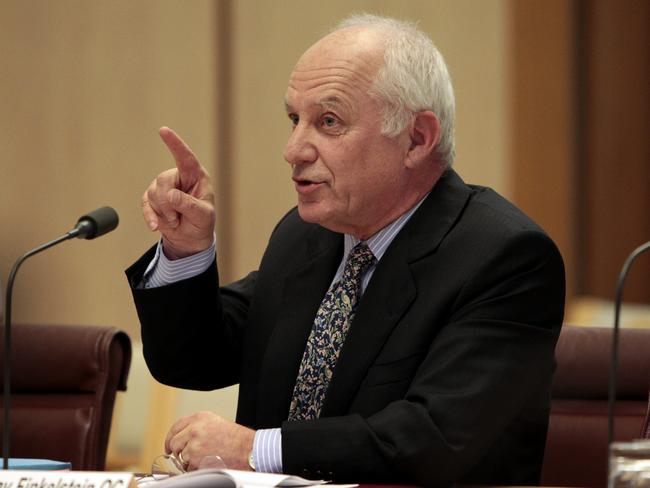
127, 170, 565, 487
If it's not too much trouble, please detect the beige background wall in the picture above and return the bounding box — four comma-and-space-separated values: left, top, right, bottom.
1, 0, 511, 469
0, 0, 217, 336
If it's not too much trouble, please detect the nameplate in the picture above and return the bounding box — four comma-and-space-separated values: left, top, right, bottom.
0, 471, 135, 488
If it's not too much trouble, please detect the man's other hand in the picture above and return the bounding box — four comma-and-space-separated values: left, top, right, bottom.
142, 127, 216, 259
165, 411, 256, 471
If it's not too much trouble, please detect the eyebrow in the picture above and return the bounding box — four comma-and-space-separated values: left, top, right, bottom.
319, 96, 347, 111
284, 95, 351, 114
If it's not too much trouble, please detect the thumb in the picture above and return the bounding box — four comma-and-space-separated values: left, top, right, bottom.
167, 188, 213, 224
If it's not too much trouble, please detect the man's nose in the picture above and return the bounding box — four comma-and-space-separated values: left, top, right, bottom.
284, 124, 317, 166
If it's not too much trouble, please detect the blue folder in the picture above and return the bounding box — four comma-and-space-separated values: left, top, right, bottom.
6, 458, 72, 470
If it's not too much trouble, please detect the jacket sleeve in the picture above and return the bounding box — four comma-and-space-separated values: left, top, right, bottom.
125, 245, 257, 390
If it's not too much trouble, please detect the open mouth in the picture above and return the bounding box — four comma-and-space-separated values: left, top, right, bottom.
293, 177, 324, 193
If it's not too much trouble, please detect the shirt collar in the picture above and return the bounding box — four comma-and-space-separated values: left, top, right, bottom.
343, 193, 429, 263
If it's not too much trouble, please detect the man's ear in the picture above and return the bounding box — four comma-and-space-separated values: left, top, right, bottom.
406, 111, 441, 168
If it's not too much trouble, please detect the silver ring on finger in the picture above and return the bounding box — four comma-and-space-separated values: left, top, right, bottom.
177, 450, 188, 467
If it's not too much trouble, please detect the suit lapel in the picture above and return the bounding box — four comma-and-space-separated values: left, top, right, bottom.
321, 170, 473, 416
255, 226, 343, 425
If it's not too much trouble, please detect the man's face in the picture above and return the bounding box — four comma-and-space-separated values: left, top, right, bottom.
283, 29, 412, 239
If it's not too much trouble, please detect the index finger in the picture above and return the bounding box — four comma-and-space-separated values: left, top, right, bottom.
159, 126, 201, 189
164, 415, 192, 454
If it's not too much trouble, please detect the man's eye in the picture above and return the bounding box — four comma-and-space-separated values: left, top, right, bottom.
322, 116, 338, 127
289, 114, 299, 126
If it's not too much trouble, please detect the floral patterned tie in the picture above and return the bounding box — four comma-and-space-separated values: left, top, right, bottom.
288, 242, 376, 421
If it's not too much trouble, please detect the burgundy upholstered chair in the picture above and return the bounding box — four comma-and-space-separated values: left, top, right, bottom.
542, 325, 650, 488
0, 324, 131, 470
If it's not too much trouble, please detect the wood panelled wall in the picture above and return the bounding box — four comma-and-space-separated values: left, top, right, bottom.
511, 0, 578, 301
580, 0, 650, 303
512, 0, 650, 306
0, 1, 218, 339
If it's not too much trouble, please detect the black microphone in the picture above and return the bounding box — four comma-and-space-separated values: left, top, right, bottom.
607, 240, 650, 447
2, 207, 119, 469
70, 206, 120, 240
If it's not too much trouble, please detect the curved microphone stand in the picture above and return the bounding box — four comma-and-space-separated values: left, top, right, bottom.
607, 240, 650, 447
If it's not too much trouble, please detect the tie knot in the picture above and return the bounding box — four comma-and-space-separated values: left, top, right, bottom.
343, 242, 376, 280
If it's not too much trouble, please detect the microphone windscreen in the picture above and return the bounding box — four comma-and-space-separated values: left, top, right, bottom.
75, 206, 119, 239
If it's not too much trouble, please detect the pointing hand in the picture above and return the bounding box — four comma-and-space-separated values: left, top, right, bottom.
142, 127, 216, 259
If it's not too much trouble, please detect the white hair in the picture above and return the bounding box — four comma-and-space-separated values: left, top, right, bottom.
335, 14, 456, 166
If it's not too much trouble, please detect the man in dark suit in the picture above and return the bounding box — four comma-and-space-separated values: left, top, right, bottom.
127, 14, 565, 487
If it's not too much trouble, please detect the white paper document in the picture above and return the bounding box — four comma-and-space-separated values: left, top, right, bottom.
136, 468, 358, 488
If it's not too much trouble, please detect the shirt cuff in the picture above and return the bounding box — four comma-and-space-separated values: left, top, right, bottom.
143, 234, 216, 289
253, 428, 283, 473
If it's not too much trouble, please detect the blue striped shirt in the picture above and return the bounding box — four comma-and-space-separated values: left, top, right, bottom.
142, 236, 217, 288
144, 195, 427, 473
